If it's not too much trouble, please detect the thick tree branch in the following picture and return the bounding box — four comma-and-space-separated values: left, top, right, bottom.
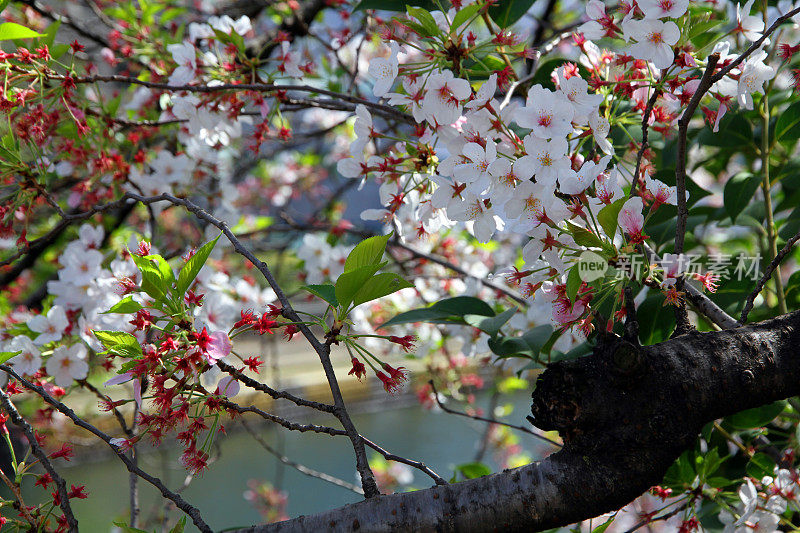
230, 310, 800, 532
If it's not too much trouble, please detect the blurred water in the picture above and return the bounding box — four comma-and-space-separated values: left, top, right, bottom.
16, 391, 549, 532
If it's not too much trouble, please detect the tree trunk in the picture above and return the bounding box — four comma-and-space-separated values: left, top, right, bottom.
233, 310, 800, 532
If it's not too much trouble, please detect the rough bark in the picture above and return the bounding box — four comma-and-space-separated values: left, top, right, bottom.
232, 310, 800, 532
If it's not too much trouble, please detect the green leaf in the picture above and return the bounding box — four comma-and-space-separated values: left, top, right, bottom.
597, 198, 626, 240
697, 112, 753, 148
335, 263, 385, 311
145, 254, 177, 292
0, 351, 20, 365
450, 3, 480, 32
131, 254, 169, 303
176, 235, 220, 296
636, 293, 676, 344
353, 0, 438, 11
746, 452, 776, 479
455, 462, 491, 480
431, 296, 494, 317
41, 20, 61, 47
102, 297, 143, 315
301, 284, 339, 307
464, 308, 516, 337
344, 234, 391, 272
723, 172, 761, 223
775, 100, 800, 145
378, 307, 455, 329
169, 517, 186, 533
112, 522, 151, 533
592, 515, 616, 533
488, 325, 554, 359
488, 0, 536, 28
406, 6, 440, 37
566, 265, 582, 303
0, 1, 10, 15
727, 400, 786, 429
566, 221, 605, 249
0, 23, 44, 41
378, 296, 495, 328
93, 331, 143, 358
352, 273, 414, 308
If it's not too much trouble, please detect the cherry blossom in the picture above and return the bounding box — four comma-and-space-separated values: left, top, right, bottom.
29, 305, 69, 346
638, 0, 690, 19
368, 42, 400, 97
7, 336, 41, 376
422, 70, 471, 125
624, 18, 680, 69
46, 344, 88, 387
517, 85, 575, 139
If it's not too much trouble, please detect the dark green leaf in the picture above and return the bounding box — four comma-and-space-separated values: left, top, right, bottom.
301, 284, 339, 307
488, 0, 536, 27
353, 0, 438, 11
775, 100, 800, 145
378, 307, 456, 329
636, 293, 676, 345
727, 400, 786, 429
746, 452, 776, 479
430, 296, 494, 317
464, 308, 516, 337
378, 296, 495, 328
723, 172, 761, 223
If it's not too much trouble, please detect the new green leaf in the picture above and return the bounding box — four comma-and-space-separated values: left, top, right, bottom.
177, 234, 221, 296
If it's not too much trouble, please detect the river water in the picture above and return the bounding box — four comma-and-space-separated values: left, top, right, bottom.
17, 391, 550, 531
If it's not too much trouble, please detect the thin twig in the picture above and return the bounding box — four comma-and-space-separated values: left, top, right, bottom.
429, 380, 562, 448
0, 366, 212, 533
741, 229, 800, 323
219, 400, 348, 437
642, 244, 740, 329
0, 385, 78, 532
360, 436, 448, 486
47, 74, 414, 125
217, 361, 336, 413
627, 88, 661, 199
240, 419, 364, 495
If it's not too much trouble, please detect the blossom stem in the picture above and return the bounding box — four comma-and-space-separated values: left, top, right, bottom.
760, 92, 787, 314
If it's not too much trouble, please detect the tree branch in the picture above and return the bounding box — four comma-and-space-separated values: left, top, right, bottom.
227, 310, 800, 532
740, 228, 800, 323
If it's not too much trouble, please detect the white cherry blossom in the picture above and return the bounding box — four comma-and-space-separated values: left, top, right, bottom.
8, 336, 41, 376
422, 70, 471, 125
624, 18, 680, 69
29, 306, 69, 346
638, 0, 689, 19
517, 85, 575, 139
46, 344, 88, 387
368, 42, 400, 97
